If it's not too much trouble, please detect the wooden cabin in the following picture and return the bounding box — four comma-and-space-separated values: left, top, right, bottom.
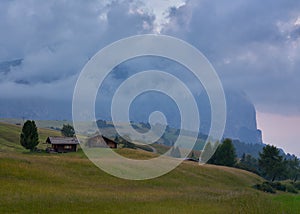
46, 136, 79, 153
86, 135, 118, 149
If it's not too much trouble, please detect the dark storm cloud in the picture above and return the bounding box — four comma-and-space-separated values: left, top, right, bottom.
163, 0, 300, 115
0, 0, 155, 98
1, 0, 299, 116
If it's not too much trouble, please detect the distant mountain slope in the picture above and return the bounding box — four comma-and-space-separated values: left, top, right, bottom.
0, 98, 72, 120
0, 58, 262, 144
97, 120, 265, 158
0, 89, 263, 145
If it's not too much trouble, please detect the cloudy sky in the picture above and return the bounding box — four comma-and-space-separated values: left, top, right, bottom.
0, 0, 300, 155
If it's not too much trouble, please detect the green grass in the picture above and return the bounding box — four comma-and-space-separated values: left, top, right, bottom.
273, 194, 300, 212
0, 121, 299, 213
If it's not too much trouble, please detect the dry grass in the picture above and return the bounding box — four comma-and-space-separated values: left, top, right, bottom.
0, 122, 299, 213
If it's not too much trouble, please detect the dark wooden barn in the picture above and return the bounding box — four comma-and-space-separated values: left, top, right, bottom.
86, 135, 118, 149
46, 136, 79, 153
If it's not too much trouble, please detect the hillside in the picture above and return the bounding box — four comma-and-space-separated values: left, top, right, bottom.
0, 122, 299, 213
0, 87, 262, 144
0, 118, 264, 158
0, 121, 62, 152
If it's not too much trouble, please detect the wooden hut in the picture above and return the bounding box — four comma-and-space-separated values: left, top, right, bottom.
46, 136, 79, 153
86, 135, 118, 149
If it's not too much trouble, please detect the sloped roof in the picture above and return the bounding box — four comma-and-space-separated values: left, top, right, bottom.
86, 135, 118, 148
47, 136, 79, 145
102, 135, 118, 144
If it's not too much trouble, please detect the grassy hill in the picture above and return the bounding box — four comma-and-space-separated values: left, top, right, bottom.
0, 121, 299, 213
0, 121, 61, 152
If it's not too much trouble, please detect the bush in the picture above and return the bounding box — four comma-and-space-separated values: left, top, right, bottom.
254, 181, 300, 194
253, 182, 276, 194
285, 183, 298, 194
293, 181, 300, 190
270, 182, 286, 192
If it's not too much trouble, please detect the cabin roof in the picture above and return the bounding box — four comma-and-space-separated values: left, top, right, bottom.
101, 135, 118, 144
47, 136, 79, 145
87, 135, 117, 143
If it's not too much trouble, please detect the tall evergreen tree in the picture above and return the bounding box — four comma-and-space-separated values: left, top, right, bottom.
208, 139, 237, 167
218, 138, 237, 167
20, 120, 39, 151
238, 153, 259, 174
258, 145, 284, 181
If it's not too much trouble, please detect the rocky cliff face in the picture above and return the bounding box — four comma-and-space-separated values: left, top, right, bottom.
196, 88, 263, 144
0, 58, 263, 144
0, 89, 263, 144
224, 90, 263, 144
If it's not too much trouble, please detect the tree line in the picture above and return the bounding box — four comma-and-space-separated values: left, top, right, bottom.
203, 139, 300, 182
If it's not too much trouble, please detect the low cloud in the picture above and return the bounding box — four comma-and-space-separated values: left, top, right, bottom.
1, 0, 300, 117
163, 0, 300, 115
0, 0, 157, 99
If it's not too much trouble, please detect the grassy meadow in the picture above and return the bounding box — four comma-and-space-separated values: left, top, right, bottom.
0, 121, 299, 213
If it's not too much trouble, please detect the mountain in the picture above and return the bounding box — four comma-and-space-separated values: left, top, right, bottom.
223, 89, 263, 144
0, 98, 72, 121
0, 58, 262, 144
125, 88, 263, 144
0, 90, 262, 144
0, 92, 262, 145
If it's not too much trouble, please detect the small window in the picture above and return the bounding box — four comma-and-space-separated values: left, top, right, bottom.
64, 145, 72, 149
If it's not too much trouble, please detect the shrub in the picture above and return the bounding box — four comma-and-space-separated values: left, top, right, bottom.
253, 182, 276, 194
285, 183, 298, 194
293, 181, 300, 190
270, 182, 286, 192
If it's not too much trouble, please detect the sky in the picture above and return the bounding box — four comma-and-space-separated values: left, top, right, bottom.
257, 112, 300, 156
0, 0, 299, 156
